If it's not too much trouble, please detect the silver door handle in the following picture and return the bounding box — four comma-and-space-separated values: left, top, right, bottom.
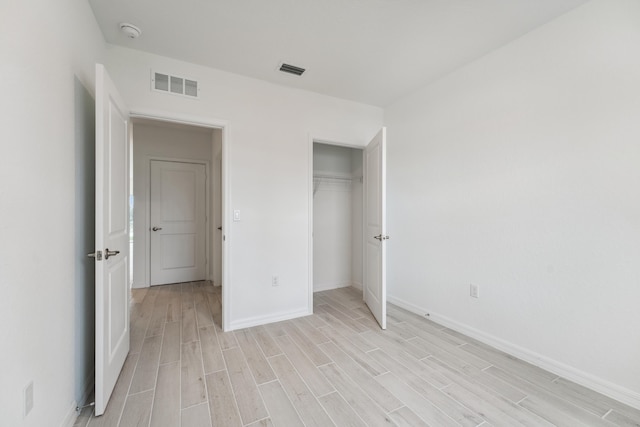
152, 226, 163, 231
87, 250, 103, 261
374, 234, 390, 241
104, 248, 120, 260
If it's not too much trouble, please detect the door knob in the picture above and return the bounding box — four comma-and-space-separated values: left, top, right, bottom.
152, 226, 163, 231
87, 250, 103, 261
104, 248, 120, 260
374, 234, 390, 241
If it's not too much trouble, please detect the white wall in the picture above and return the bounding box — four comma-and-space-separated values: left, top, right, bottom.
132, 122, 216, 288
106, 46, 383, 328
0, 0, 106, 425
385, 0, 640, 408
314, 144, 354, 175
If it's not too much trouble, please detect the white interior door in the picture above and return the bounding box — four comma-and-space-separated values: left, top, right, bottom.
94, 64, 130, 416
150, 160, 206, 285
364, 128, 387, 329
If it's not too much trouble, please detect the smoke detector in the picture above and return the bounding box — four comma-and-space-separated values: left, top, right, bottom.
119, 23, 142, 39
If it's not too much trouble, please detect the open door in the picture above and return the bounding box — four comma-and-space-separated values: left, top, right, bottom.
92, 64, 130, 416
364, 128, 388, 329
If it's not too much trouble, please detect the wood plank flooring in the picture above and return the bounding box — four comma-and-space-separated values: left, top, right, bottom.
77, 282, 640, 427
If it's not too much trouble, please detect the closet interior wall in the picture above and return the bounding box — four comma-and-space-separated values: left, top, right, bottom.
313, 143, 363, 292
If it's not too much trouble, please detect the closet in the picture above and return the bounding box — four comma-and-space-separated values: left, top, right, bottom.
313, 143, 363, 292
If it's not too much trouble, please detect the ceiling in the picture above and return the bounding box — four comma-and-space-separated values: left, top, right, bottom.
89, 0, 587, 107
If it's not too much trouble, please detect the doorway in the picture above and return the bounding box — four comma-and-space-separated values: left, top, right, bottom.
93, 64, 231, 414
130, 118, 225, 294
312, 142, 364, 293
310, 129, 388, 329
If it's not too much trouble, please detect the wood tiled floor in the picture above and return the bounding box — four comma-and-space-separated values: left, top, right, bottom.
76, 282, 640, 427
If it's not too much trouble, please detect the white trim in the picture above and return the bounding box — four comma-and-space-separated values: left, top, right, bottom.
229, 308, 311, 331
221, 124, 230, 331
357, 147, 365, 302
130, 108, 231, 331
78, 369, 95, 416
130, 109, 226, 129
310, 133, 367, 149
58, 374, 94, 427
58, 401, 78, 427
387, 294, 640, 411
308, 135, 314, 317
386, 295, 428, 317
313, 281, 353, 292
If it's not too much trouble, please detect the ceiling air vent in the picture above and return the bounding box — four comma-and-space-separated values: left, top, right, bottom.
151, 71, 199, 98
279, 63, 306, 76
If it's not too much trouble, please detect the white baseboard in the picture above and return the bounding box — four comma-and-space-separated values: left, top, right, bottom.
59, 372, 94, 427
351, 281, 363, 291
228, 307, 311, 331
313, 281, 352, 292
387, 294, 640, 411
78, 371, 94, 411
59, 400, 79, 427
387, 295, 427, 317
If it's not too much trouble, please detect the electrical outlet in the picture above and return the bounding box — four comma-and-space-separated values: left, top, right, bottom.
272, 276, 279, 286
470, 284, 479, 298
24, 381, 33, 417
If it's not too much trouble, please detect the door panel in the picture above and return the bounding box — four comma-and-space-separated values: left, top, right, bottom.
161, 234, 196, 268
95, 63, 130, 416
150, 161, 206, 285
364, 128, 387, 329
108, 260, 128, 350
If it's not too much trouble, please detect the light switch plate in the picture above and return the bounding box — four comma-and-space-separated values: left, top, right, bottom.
233, 209, 241, 222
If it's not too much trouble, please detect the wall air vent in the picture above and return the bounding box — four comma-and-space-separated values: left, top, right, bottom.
151, 70, 199, 98
279, 63, 306, 76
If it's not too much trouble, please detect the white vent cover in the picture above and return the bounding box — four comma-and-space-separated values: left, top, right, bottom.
151, 71, 199, 98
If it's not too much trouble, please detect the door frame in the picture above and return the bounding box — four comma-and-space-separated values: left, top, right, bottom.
147, 158, 210, 286
131, 109, 231, 331
308, 134, 365, 313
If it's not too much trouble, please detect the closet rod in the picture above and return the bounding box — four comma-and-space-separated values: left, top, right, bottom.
313, 174, 362, 181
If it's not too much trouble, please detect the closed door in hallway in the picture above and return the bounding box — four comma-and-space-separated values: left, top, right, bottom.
150, 160, 207, 285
